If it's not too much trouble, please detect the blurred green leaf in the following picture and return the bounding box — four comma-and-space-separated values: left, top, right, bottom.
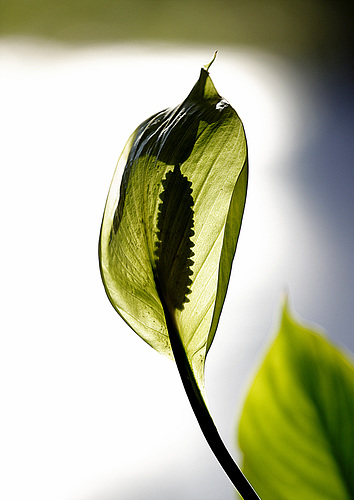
99, 62, 247, 391
238, 300, 354, 499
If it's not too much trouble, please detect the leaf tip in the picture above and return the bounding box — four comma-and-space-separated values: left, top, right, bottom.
280, 287, 291, 313
204, 51, 218, 72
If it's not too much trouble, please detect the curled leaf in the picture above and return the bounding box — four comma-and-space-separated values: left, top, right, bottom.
99, 61, 248, 391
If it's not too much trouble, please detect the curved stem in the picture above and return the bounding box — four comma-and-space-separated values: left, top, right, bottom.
162, 302, 260, 499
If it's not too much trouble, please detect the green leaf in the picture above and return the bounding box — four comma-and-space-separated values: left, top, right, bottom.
238, 299, 354, 499
99, 61, 248, 391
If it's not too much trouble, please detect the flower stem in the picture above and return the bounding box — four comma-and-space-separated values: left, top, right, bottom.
162, 301, 260, 499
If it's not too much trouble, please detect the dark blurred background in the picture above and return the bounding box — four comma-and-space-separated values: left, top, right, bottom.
1, 0, 352, 62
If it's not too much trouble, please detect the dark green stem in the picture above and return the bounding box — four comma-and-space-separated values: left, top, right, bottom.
161, 299, 260, 499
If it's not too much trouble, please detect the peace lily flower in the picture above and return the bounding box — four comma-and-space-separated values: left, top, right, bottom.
99, 54, 248, 393
99, 55, 258, 498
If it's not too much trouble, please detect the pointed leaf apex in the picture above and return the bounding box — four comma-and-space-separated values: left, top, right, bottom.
204, 51, 218, 72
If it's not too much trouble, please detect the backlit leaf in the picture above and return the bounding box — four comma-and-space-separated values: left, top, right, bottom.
238, 300, 354, 499
99, 60, 247, 391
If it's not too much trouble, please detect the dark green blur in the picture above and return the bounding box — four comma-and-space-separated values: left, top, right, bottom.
1, 0, 352, 61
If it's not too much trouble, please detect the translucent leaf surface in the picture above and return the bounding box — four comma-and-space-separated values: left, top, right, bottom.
238, 300, 354, 499
99, 63, 247, 390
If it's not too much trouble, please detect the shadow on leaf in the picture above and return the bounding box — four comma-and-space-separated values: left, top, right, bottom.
155, 164, 195, 311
